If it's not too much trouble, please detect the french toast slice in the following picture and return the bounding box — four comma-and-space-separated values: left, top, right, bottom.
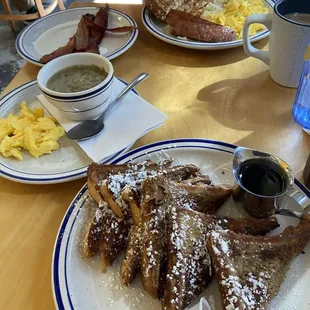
120, 223, 142, 286
162, 206, 214, 310
87, 160, 172, 206
120, 164, 202, 225
167, 181, 233, 214
83, 200, 109, 257
140, 174, 233, 217
181, 175, 211, 185
161, 164, 200, 182
161, 208, 280, 310
83, 200, 129, 271
218, 215, 280, 236
208, 215, 310, 310
87, 163, 129, 205
98, 211, 129, 272
140, 177, 169, 298
99, 162, 199, 218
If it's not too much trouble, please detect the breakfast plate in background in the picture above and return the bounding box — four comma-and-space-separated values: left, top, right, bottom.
52, 139, 310, 310
0, 79, 139, 184
16, 7, 138, 66
142, 0, 275, 50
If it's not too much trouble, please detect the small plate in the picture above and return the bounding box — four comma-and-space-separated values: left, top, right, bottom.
0, 78, 139, 184
16, 7, 138, 66
52, 138, 310, 310
142, 0, 275, 50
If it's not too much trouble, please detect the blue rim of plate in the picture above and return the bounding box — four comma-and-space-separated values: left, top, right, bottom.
142, 0, 275, 48
16, 8, 138, 66
52, 138, 310, 310
0, 78, 139, 184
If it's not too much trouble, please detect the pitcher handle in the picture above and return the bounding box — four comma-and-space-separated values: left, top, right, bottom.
243, 13, 272, 65
275, 187, 310, 218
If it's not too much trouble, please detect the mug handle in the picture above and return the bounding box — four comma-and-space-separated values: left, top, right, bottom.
243, 13, 272, 65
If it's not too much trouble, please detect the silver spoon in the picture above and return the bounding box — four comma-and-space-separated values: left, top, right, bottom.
66, 72, 149, 140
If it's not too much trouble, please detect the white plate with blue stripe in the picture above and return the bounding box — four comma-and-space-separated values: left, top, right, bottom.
142, 0, 274, 50
52, 138, 310, 310
16, 7, 138, 66
0, 79, 138, 184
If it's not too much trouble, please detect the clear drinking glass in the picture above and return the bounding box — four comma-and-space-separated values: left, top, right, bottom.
293, 61, 310, 129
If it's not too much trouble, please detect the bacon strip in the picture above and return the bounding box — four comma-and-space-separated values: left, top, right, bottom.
40, 36, 76, 64
106, 26, 138, 33
76, 16, 90, 52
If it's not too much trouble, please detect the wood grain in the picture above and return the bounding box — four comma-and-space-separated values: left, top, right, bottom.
0, 4, 310, 309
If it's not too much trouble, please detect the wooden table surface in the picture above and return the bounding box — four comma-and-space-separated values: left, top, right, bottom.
1, 4, 310, 310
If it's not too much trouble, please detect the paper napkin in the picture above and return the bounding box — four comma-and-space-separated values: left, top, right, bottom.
38, 78, 167, 163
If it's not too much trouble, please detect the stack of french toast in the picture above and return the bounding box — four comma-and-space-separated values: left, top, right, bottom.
84, 159, 310, 310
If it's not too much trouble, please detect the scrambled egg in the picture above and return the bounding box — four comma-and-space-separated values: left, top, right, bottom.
0, 102, 65, 160
202, 0, 270, 39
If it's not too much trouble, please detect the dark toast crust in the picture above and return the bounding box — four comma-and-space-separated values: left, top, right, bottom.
208, 215, 310, 310
163, 164, 200, 181
220, 216, 280, 236
164, 180, 233, 214
172, 183, 233, 214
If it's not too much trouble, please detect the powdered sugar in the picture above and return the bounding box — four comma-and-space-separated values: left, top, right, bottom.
210, 230, 271, 310
164, 206, 213, 306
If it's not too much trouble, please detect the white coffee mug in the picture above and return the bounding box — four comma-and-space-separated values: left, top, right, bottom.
243, 0, 310, 88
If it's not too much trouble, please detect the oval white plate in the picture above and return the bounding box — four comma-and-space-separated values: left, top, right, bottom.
52, 138, 310, 310
16, 7, 138, 66
0, 79, 139, 184
142, 0, 274, 50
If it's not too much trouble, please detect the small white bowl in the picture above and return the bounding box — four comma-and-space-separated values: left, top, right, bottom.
60, 101, 109, 121
37, 53, 114, 120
